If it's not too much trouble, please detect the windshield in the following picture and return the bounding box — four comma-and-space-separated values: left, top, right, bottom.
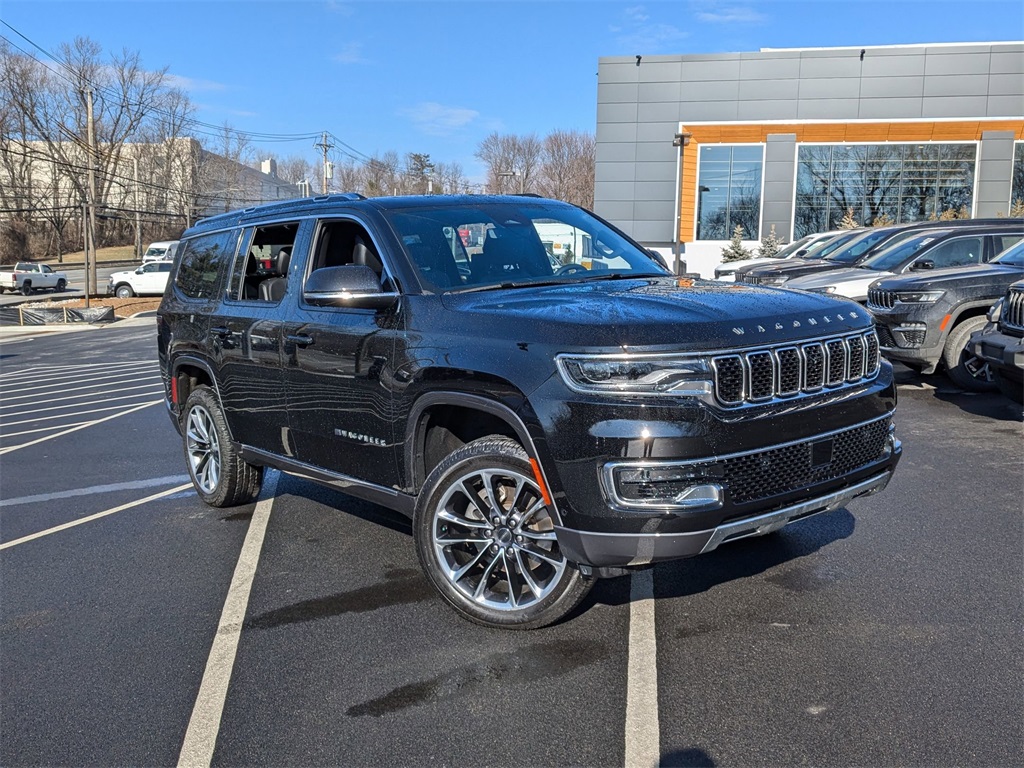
993, 239, 1024, 267
384, 201, 668, 291
823, 228, 895, 265
859, 230, 951, 272
813, 230, 863, 260
771, 235, 813, 259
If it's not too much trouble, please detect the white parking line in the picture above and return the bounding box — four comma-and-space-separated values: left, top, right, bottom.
0, 381, 164, 410
0, 421, 93, 438
0, 399, 163, 455
0, 391, 164, 420
625, 569, 660, 768
0, 402, 157, 428
0, 475, 191, 508
0, 482, 193, 550
178, 472, 279, 768
0, 361, 154, 384
1, 372, 161, 399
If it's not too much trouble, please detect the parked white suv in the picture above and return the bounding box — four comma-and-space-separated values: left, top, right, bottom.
142, 240, 179, 263
108, 261, 173, 297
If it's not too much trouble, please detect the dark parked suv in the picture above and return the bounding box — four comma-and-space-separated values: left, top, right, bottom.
867, 237, 1024, 390
968, 278, 1024, 403
157, 194, 901, 629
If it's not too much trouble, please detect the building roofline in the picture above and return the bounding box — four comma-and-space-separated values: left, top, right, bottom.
760, 41, 1023, 52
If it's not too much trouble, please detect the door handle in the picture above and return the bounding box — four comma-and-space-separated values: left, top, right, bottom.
287, 333, 315, 347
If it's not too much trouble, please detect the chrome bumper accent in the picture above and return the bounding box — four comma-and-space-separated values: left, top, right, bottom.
699, 468, 894, 554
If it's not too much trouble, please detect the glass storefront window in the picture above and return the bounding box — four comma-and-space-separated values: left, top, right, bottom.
696, 145, 763, 240
794, 143, 977, 238
1012, 143, 1024, 210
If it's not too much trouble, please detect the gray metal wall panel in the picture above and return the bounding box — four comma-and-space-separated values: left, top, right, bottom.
635, 61, 684, 82
595, 201, 636, 221
738, 57, 800, 80
598, 62, 640, 84
594, 180, 637, 201
991, 50, 1024, 74
861, 53, 926, 77
598, 122, 639, 143
923, 74, 992, 97
598, 83, 640, 104
738, 78, 800, 101
595, 142, 637, 163
635, 142, 676, 162
635, 161, 677, 182
631, 219, 674, 243
924, 52, 992, 75
597, 102, 639, 124
679, 101, 740, 121
857, 97, 925, 119
859, 76, 928, 99
599, 163, 639, 182
679, 59, 742, 82
922, 95, 989, 117
979, 131, 1016, 160
797, 98, 861, 119
736, 100, 801, 121
799, 77, 862, 99
798, 56, 863, 79
634, 199, 676, 220
763, 136, 797, 242
638, 102, 682, 123
639, 81, 683, 103
987, 95, 1024, 115
988, 73, 1024, 96
636, 122, 681, 142
635, 180, 677, 200
679, 80, 741, 101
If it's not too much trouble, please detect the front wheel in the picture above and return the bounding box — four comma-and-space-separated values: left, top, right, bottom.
414, 436, 593, 629
943, 316, 996, 392
115, 284, 135, 298
182, 386, 263, 507
55, 279, 67, 292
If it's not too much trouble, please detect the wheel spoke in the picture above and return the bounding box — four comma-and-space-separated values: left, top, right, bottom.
503, 550, 520, 609
473, 548, 504, 600
513, 548, 543, 599
517, 498, 546, 528
437, 508, 490, 530
450, 544, 492, 583
482, 471, 504, 516
520, 528, 557, 541
458, 479, 485, 517
518, 542, 563, 567
436, 534, 488, 545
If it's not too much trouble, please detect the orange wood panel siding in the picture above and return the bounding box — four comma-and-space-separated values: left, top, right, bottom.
676, 120, 1024, 243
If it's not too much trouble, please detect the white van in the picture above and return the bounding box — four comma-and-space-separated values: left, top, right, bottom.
142, 240, 180, 263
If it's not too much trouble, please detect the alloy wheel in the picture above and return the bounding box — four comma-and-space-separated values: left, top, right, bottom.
185, 405, 221, 494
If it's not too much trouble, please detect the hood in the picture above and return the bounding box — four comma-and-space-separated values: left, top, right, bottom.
788, 267, 893, 288
439, 276, 871, 350
109, 269, 137, 281
872, 262, 1024, 292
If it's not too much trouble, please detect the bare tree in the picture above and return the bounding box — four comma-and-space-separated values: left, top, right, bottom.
538, 130, 595, 208
476, 132, 543, 194
434, 161, 468, 194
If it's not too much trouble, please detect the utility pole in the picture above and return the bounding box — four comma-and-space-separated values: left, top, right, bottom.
133, 155, 142, 261
314, 132, 334, 194
84, 86, 99, 296
81, 202, 90, 308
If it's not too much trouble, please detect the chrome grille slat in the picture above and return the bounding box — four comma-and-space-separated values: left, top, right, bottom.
711, 331, 879, 407
867, 288, 897, 310
1002, 287, 1024, 332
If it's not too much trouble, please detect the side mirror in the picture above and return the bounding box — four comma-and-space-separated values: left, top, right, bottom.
136, 267, 145, 274
911, 259, 935, 271
646, 249, 670, 270
794, 249, 808, 257
303, 265, 398, 309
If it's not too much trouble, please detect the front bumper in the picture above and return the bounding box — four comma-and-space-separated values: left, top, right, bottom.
556, 465, 896, 567
969, 328, 1024, 372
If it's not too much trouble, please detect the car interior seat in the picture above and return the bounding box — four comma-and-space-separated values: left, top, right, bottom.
259, 247, 291, 301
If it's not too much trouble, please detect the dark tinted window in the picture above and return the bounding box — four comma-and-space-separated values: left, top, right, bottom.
175, 230, 238, 300
994, 239, 1024, 267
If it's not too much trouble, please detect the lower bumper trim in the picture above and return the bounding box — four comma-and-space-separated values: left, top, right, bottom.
556, 469, 895, 568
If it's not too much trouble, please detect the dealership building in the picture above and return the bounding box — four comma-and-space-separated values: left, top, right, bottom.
594, 41, 1024, 276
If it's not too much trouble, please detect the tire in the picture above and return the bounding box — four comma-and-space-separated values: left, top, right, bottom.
414, 436, 593, 630
115, 284, 135, 298
181, 386, 263, 507
55, 279, 66, 292
994, 370, 1024, 404
20, 282, 32, 296
943, 316, 997, 392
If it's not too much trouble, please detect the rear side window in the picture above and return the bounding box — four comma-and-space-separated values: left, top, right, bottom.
175, 230, 238, 300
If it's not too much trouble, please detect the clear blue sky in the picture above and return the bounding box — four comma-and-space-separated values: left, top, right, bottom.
2, 0, 1022, 182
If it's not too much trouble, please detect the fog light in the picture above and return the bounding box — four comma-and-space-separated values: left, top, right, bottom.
606, 465, 723, 511
894, 323, 926, 348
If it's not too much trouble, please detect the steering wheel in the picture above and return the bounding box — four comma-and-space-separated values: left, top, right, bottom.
555, 264, 587, 276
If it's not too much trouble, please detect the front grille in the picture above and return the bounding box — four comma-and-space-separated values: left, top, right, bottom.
721, 416, 892, 505
711, 330, 880, 407
1001, 287, 1024, 334
867, 288, 896, 310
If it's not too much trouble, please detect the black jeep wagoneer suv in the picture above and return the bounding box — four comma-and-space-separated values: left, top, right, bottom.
157, 194, 901, 628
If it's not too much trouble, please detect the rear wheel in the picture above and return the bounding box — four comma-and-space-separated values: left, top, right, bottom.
414, 436, 593, 629
182, 386, 262, 507
115, 284, 135, 298
943, 316, 996, 392
20, 282, 32, 296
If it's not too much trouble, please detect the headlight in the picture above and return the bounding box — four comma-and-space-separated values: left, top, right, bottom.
987, 298, 1004, 323
808, 286, 837, 295
556, 354, 713, 396
895, 290, 945, 304
759, 276, 787, 286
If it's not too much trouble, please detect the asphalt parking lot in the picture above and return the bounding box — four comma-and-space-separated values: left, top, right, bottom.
1, 319, 1021, 767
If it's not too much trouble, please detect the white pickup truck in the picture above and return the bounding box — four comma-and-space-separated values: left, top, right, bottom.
0, 263, 69, 295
